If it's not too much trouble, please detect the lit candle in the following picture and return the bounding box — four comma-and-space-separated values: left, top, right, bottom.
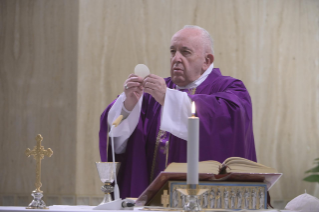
187, 101, 199, 185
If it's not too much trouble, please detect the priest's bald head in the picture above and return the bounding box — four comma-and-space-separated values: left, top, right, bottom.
170, 25, 215, 87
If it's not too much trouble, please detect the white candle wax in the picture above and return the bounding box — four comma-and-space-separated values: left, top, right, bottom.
187, 103, 199, 185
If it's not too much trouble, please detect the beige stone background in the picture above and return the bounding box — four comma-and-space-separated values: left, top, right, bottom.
0, 0, 318, 208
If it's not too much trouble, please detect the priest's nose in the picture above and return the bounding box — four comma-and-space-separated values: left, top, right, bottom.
172, 51, 183, 63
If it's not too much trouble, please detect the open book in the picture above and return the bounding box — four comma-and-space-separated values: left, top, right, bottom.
136, 157, 281, 206
164, 157, 278, 174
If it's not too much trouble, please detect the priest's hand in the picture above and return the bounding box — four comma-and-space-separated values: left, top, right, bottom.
123, 74, 144, 111
143, 74, 166, 105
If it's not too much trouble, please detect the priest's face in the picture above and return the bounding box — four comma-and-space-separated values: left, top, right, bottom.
170, 28, 211, 87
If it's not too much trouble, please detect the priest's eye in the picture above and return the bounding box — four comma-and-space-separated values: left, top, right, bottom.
170, 49, 176, 56
183, 50, 191, 56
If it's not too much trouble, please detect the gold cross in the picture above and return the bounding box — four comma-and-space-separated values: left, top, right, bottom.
25, 134, 53, 192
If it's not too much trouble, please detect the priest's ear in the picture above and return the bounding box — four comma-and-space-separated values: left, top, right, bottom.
206, 53, 214, 64
203, 53, 214, 70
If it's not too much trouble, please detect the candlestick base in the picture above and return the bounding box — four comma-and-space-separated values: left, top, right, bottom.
177, 185, 208, 212
26, 190, 48, 209
182, 194, 201, 212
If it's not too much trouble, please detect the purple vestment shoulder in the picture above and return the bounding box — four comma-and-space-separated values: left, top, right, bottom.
99, 68, 256, 199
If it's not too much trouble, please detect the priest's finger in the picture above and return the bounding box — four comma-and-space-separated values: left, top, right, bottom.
144, 87, 154, 95
143, 74, 160, 83
142, 78, 157, 86
143, 76, 166, 94
125, 77, 143, 85
124, 86, 144, 95
128, 73, 138, 77
124, 87, 143, 111
142, 75, 162, 88
125, 81, 143, 89
127, 74, 143, 80
125, 74, 143, 83
144, 87, 165, 105
124, 76, 144, 91
143, 81, 155, 90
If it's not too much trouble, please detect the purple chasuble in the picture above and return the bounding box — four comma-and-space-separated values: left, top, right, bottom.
99, 68, 256, 199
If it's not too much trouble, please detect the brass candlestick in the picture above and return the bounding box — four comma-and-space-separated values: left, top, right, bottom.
25, 134, 53, 209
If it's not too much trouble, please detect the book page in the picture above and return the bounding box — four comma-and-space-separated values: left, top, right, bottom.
164, 160, 221, 174
224, 157, 278, 173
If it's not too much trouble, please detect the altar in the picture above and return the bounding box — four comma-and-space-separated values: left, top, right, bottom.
0, 205, 296, 212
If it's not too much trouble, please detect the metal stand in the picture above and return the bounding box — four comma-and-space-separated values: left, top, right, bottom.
99, 182, 114, 205
26, 190, 48, 209
183, 194, 202, 212
177, 185, 208, 212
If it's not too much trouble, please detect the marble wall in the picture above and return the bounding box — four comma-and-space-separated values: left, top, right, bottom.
0, 0, 81, 206
1, 0, 318, 207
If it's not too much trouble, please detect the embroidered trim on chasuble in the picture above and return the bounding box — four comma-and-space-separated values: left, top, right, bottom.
150, 130, 171, 182
150, 87, 197, 182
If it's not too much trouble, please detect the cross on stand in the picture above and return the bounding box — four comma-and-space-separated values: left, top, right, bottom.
25, 134, 53, 209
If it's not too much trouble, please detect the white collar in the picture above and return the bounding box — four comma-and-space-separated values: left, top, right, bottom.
176, 63, 214, 90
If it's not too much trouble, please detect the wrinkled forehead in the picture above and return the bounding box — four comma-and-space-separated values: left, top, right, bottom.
170, 28, 203, 50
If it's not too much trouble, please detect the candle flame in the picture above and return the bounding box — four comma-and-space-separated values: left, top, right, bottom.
192, 101, 196, 116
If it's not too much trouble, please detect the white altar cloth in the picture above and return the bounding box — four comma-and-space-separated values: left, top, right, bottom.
0, 206, 296, 212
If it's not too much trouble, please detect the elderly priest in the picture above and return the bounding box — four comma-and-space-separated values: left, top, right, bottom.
99, 25, 256, 199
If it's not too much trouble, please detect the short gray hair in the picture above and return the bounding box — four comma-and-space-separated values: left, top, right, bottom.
183, 25, 214, 54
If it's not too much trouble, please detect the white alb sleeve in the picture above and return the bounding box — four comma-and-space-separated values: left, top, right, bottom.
160, 88, 192, 140
108, 92, 143, 153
